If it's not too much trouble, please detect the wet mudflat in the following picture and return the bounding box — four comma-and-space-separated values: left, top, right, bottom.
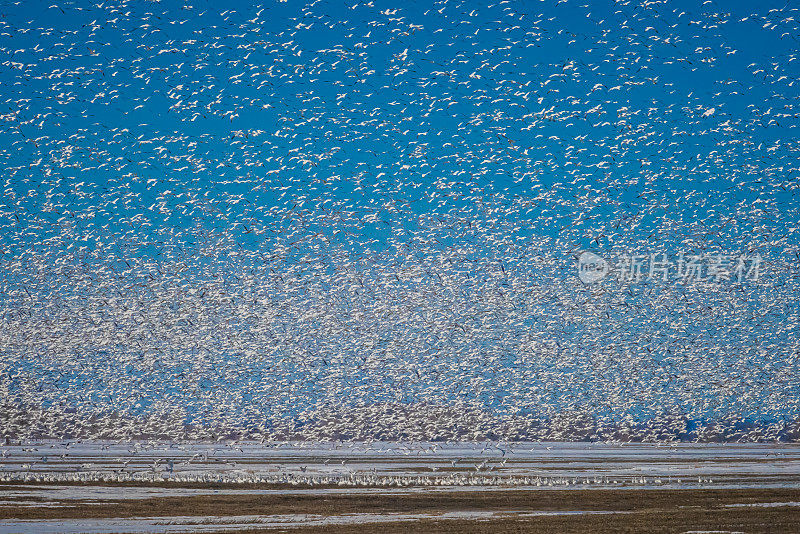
1, 486, 799, 533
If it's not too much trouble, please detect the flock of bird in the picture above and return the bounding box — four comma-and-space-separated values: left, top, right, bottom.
0, 0, 799, 443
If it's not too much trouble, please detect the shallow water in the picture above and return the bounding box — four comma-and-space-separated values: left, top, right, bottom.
0, 510, 627, 534
1, 441, 799, 490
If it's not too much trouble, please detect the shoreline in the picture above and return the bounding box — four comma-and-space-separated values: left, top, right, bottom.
1, 487, 800, 533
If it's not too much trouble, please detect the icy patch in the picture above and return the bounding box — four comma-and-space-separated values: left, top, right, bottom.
723, 501, 800, 508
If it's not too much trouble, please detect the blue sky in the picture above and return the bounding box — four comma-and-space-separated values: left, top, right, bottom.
0, 0, 798, 440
